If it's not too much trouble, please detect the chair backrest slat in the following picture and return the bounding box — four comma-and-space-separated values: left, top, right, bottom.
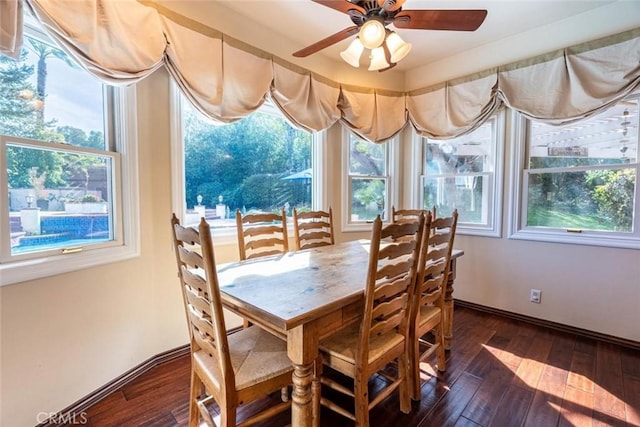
297, 220, 331, 230
178, 246, 206, 270
391, 207, 427, 224
245, 237, 286, 251
298, 230, 331, 241
292, 208, 335, 250
243, 225, 285, 237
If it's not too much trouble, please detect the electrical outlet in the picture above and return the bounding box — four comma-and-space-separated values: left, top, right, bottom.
530, 289, 542, 304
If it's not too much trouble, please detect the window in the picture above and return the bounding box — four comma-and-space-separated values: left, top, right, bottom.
509, 97, 640, 248
0, 22, 138, 285
342, 129, 397, 231
420, 112, 504, 237
171, 86, 317, 236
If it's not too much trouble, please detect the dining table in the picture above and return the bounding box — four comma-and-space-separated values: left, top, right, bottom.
216, 239, 464, 427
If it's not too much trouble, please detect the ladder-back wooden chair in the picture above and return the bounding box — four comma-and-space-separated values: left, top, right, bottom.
171, 214, 293, 426
314, 214, 424, 426
391, 206, 426, 224
235, 209, 289, 260
391, 205, 438, 225
292, 207, 334, 250
409, 209, 458, 401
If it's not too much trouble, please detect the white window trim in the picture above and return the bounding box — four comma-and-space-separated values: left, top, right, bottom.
169, 81, 323, 245
407, 131, 423, 208
0, 86, 140, 286
341, 127, 399, 232
415, 111, 505, 238
507, 110, 640, 249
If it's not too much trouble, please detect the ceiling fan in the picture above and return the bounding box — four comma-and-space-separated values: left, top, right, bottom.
293, 0, 488, 71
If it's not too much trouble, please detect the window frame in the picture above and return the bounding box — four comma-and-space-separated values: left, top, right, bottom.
0, 86, 139, 286
169, 81, 323, 244
508, 105, 640, 249
0, 135, 123, 258
416, 110, 505, 238
341, 127, 399, 232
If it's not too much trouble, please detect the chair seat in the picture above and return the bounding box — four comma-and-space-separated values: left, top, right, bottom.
193, 326, 292, 391
417, 305, 441, 330
320, 322, 405, 368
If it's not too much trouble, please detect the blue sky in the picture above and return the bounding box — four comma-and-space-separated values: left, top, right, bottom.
25, 47, 104, 134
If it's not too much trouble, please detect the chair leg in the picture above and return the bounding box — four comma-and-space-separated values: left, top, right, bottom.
219, 398, 237, 427
188, 370, 202, 427
312, 356, 322, 427
398, 355, 411, 414
354, 375, 370, 426
436, 325, 447, 372
410, 336, 421, 401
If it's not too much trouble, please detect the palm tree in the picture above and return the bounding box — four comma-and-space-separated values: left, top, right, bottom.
27, 38, 74, 120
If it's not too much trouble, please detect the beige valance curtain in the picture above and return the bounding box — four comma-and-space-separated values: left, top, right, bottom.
8, 0, 640, 142
340, 85, 408, 142
407, 70, 500, 139
407, 28, 640, 138
497, 29, 640, 124
0, 0, 23, 59
24, 0, 165, 84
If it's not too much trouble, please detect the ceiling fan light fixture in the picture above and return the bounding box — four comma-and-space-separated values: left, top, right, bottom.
385, 31, 412, 63
368, 46, 390, 71
359, 19, 386, 49
340, 37, 365, 67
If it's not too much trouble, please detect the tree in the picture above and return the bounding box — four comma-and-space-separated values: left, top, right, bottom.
1, 51, 65, 190
27, 38, 75, 120
588, 169, 635, 231
0, 52, 39, 138
350, 139, 384, 175
184, 109, 311, 212
57, 126, 88, 146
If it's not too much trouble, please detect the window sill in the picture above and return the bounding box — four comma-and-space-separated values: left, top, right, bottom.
0, 244, 140, 286
508, 229, 640, 250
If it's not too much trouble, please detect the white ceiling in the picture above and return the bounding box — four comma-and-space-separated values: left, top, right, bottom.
155, 0, 640, 90
216, 0, 620, 72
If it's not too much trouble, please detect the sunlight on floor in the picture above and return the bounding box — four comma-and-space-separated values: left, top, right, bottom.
480, 343, 630, 425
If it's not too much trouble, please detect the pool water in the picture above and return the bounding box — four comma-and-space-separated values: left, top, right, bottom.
10, 213, 110, 254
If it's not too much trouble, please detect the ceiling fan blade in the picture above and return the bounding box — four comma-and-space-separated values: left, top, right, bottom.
393, 9, 488, 31
312, 0, 365, 15
292, 26, 359, 57
378, 62, 397, 72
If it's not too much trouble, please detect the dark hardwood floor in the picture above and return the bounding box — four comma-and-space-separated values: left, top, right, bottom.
67, 306, 640, 426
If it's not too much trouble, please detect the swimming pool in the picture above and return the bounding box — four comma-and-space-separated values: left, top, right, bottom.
10, 213, 111, 254
12, 236, 111, 254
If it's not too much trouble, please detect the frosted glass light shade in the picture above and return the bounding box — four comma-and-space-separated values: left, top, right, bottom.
359, 20, 386, 49
368, 47, 389, 71
340, 38, 364, 67
385, 31, 412, 63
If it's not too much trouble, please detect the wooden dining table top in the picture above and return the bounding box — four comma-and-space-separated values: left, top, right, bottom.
216, 239, 374, 332
216, 240, 464, 332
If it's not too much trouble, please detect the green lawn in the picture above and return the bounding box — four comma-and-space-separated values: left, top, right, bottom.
527, 206, 615, 231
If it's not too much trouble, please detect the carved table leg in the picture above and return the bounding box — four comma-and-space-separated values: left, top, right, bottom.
292, 362, 314, 426
443, 258, 457, 350
287, 324, 318, 427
